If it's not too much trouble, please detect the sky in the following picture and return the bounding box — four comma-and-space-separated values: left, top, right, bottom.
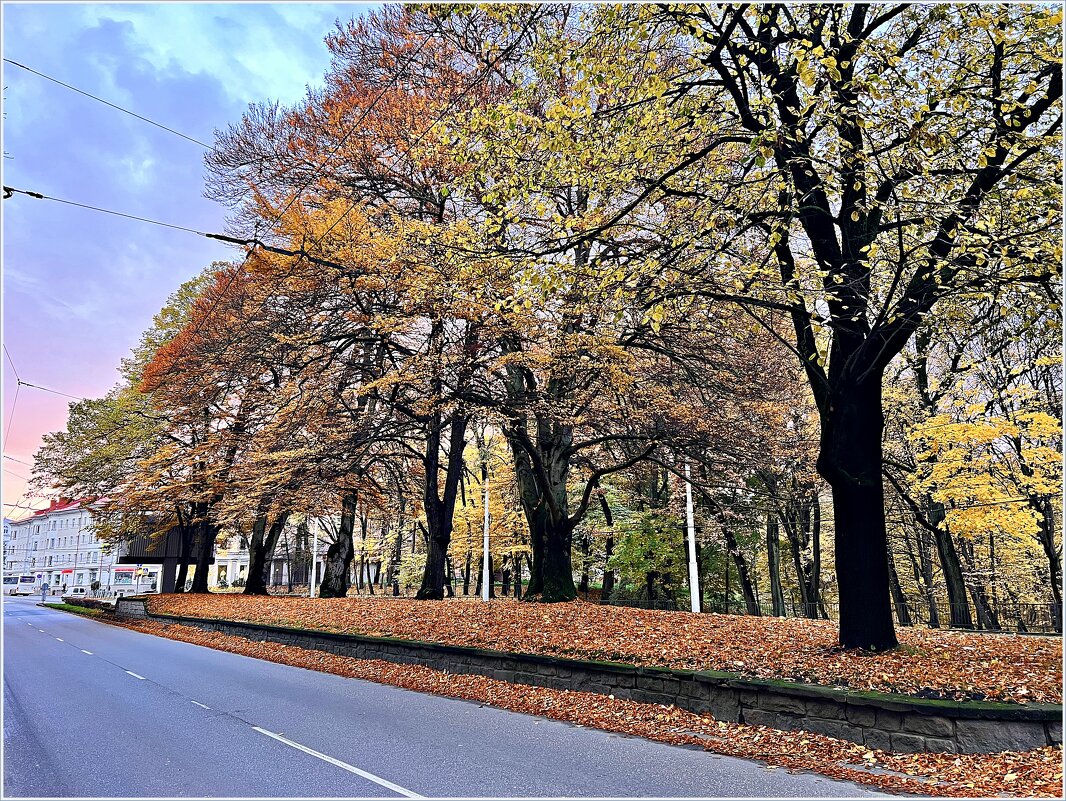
2, 2, 372, 518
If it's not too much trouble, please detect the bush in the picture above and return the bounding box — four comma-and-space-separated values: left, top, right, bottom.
217, 578, 229, 589
232, 577, 246, 588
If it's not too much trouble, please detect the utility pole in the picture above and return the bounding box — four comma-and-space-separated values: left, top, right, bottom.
481, 457, 490, 602
685, 460, 700, 613
309, 522, 318, 598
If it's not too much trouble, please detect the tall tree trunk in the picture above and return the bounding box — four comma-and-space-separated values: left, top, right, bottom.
766, 513, 786, 617
599, 493, 616, 601
887, 550, 913, 626
578, 532, 590, 594
818, 378, 898, 650
244, 510, 289, 595
1034, 497, 1062, 631
957, 538, 1000, 630
911, 528, 940, 628
932, 525, 973, 628
320, 493, 357, 598
723, 527, 760, 615
463, 552, 471, 595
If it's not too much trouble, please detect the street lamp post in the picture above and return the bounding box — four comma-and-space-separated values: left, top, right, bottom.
684, 460, 701, 613
309, 523, 318, 598
481, 459, 490, 602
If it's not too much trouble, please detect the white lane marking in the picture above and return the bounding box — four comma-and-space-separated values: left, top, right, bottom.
252, 726, 423, 798
125, 670, 146, 680
55, 638, 64, 642
191, 701, 211, 709
38, 629, 45, 633
81, 650, 93, 655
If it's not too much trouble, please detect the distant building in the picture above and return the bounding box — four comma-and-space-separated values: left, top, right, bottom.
8, 498, 317, 594
2, 517, 11, 570
5, 499, 156, 594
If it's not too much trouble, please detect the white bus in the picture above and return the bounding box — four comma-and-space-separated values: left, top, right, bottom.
3, 575, 37, 596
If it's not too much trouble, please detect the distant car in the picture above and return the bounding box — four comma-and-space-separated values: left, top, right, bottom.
67, 586, 88, 597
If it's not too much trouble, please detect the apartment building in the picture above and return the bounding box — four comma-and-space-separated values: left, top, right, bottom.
5, 499, 159, 593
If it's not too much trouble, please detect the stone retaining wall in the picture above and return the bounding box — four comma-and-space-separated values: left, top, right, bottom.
115, 597, 148, 618
134, 608, 1062, 755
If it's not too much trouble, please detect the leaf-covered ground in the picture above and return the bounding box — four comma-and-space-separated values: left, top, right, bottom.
148, 595, 1062, 704
108, 615, 1063, 798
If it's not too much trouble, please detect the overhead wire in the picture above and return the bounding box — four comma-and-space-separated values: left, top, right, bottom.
3, 186, 207, 235
3, 383, 19, 452
3, 58, 212, 148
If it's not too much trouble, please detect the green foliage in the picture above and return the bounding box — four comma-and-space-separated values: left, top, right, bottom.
609, 509, 686, 599
398, 552, 427, 589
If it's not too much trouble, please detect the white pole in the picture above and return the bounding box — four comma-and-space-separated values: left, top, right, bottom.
482, 461, 490, 602
309, 523, 318, 599
685, 460, 700, 613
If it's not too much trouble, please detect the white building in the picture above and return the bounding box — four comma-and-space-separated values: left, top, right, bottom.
2, 517, 12, 571
6, 499, 159, 594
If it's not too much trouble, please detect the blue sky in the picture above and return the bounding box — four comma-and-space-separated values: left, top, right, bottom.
2, 3, 373, 514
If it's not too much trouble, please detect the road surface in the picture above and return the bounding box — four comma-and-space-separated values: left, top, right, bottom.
3, 597, 881, 798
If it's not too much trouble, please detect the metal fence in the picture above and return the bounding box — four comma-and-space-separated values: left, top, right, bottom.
598, 595, 1063, 635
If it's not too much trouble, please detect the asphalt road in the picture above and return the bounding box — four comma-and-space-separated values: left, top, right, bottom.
3, 596, 883, 798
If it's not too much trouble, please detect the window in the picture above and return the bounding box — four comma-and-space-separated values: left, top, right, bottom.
76, 573, 85, 585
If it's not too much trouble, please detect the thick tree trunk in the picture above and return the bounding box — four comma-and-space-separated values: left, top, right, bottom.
173, 523, 193, 593
189, 516, 216, 593
419, 532, 449, 600
765, 513, 786, 617
320, 494, 357, 598
244, 510, 289, 595
817, 378, 898, 651
509, 427, 577, 603
536, 516, 576, 602
463, 552, 471, 595
416, 412, 467, 600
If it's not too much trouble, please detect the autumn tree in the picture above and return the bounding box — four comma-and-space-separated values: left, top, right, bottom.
444, 3, 1061, 646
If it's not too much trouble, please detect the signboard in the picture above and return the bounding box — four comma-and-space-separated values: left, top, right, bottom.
115, 568, 135, 572
61, 569, 73, 574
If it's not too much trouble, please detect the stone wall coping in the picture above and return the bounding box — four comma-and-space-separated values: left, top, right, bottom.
148, 611, 1062, 723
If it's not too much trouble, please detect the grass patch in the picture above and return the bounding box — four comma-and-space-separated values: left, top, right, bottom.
45, 602, 105, 617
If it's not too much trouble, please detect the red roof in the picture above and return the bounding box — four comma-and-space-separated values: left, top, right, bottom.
33, 498, 93, 516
